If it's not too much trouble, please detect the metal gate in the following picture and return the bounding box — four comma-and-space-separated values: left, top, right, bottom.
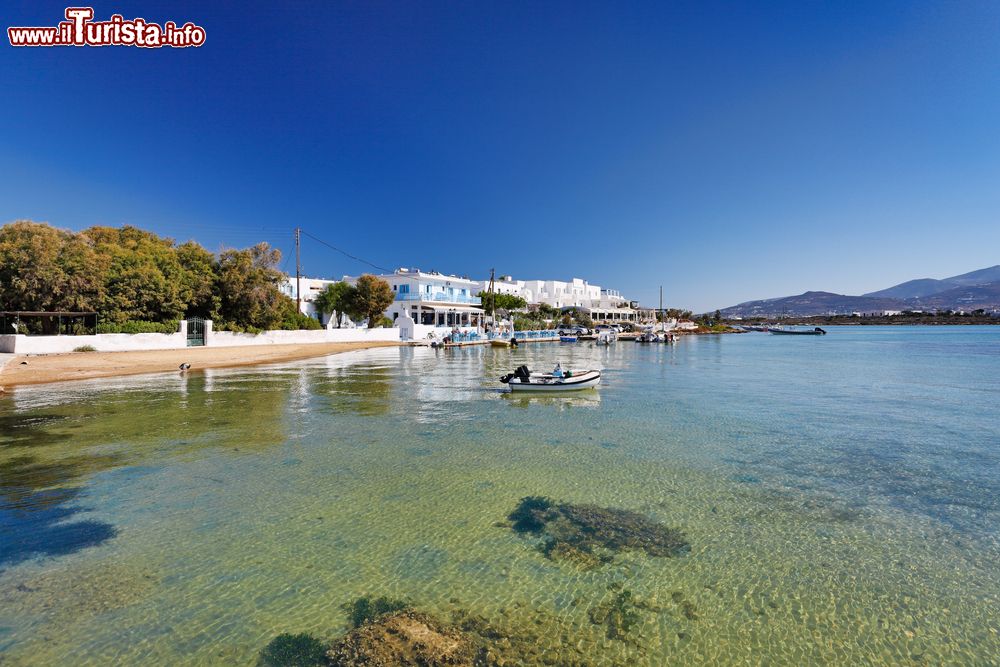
187, 317, 205, 347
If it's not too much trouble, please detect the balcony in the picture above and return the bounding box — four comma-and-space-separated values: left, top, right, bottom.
395, 292, 481, 305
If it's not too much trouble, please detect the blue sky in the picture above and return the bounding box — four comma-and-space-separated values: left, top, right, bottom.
2, 1, 999, 311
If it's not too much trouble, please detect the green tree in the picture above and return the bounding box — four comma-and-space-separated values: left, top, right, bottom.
176, 241, 220, 318
349, 274, 395, 328
0, 220, 69, 312
314, 281, 355, 327
537, 303, 559, 319
83, 225, 189, 323
714, 309, 722, 322
476, 291, 527, 314
215, 242, 289, 330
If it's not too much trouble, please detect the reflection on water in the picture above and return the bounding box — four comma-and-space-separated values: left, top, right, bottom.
0, 329, 999, 665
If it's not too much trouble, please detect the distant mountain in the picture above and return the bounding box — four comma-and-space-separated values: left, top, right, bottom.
719, 265, 1000, 317
945, 265, 1000, 285
863, 278, 954, 300
914, 282, 1000, 311
864, 265, 1000, 299
720, 291, 908, 318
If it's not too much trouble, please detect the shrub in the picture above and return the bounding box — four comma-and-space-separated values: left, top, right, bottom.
260, 633, 326, 667
278, 311, 323, 331
73, 345, 97, 352
514, 317, 545, 332
377, 316, 394, 328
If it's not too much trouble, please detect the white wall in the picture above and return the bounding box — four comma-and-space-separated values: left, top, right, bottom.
206, 327, 399, 347
0, 332, 187, 354
0, 320, 399, 354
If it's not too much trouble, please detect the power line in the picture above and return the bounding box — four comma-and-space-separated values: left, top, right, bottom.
299, 229, 390, 273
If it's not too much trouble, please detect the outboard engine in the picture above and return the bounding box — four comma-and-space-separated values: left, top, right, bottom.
515, 365, 531, 380
499, 373, 513, 383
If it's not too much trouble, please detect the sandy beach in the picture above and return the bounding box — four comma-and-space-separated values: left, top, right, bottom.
0, 341, 401, 389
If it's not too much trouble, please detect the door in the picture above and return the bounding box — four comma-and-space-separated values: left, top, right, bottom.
187, 317, 205, 346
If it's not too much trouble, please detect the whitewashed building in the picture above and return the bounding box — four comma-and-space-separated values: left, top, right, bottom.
280, 276, 338, 326
283, 269, 485, 338
371, 268, 484, 329
474, 276, 646, 322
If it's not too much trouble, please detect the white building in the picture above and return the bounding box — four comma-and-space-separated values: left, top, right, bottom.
282, 269, 486, 333
280, 276, 338, 325
474, 276, 647, 322
371, 268, 484, 329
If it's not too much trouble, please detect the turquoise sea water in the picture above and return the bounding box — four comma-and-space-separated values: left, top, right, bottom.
1, 326, 999, 665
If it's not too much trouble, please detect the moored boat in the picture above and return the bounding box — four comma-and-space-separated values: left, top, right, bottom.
559, 335, 578, 343
499, 365, 601, 391
768, 327, 826, 335
595, 331, 616, 345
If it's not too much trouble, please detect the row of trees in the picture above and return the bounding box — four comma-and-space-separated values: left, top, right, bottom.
0, 220, 317, 332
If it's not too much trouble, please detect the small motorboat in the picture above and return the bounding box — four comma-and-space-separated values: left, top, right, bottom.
559, 335, 578, 343
768, 327, 827, 335
595, 331, 616, 345
499, 365, 601, 391
490, 338, 511, 347
634, 331, 662, 343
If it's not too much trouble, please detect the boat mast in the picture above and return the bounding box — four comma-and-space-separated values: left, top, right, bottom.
659, 284, 663, 329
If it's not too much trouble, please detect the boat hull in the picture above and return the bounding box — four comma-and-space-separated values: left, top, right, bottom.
768, 328, 826, 335
507, 370, 601, 391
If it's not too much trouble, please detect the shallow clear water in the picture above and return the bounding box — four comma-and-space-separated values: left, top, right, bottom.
1, 326, 999, 665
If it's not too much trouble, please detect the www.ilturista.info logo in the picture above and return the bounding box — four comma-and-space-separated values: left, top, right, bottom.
8, 7, 205, 48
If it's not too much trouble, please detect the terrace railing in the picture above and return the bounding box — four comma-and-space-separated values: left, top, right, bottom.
395, 293, 481, 305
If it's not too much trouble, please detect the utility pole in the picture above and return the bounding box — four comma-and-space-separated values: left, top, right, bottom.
659, 285, 663, 327
295, 227, 302, 312
488, 268, 496, 323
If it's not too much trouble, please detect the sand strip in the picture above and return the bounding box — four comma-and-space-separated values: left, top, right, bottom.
0, 341, 401, 389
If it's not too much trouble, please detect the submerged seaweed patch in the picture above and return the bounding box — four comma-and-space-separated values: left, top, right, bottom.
588, 590, 643, 640
343, 595, 410, 628
260, 633, 326, 667
507, 496, 689, 566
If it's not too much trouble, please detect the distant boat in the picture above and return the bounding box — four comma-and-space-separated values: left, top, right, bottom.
768, 327, 827, 335
559, 335, 578, 343
490, 338, 511, 348
595, 331, 616, 345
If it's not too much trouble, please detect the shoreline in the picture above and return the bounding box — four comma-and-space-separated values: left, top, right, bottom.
0, 341, 401, 389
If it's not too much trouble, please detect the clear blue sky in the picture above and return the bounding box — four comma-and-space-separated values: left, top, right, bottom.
3, 1, 999, 311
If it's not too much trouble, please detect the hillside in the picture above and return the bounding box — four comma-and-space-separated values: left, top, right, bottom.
864, 265, 1000, 299
720, 265, 1000, 317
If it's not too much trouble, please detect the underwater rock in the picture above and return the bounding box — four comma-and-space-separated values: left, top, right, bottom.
507, 496, 689, 566
588, 590, 643, 641
327, 610, 478, 666
343, 595, 410, 628
260, 633, 327, 667
671, 591, 699, 620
